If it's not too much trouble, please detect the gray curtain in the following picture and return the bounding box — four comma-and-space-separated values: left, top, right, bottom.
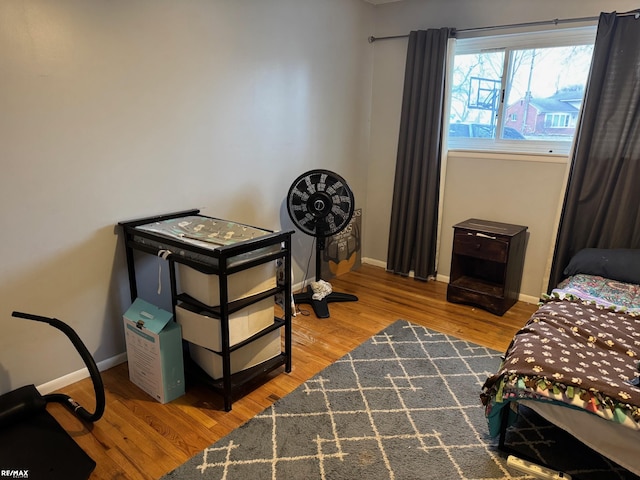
387, 28, 450, 280
548, 11, 640, 291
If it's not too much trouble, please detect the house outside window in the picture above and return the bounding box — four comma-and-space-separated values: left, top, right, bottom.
446, 26, 595, 155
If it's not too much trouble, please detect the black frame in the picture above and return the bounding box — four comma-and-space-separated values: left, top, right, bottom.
118, 209, 293, 411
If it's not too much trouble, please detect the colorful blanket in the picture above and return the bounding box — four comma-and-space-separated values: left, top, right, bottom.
553, 274, 640, 313
482, 297, 640, 436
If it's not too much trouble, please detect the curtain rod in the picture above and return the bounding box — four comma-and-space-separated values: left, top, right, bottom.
368, 14, 601, 43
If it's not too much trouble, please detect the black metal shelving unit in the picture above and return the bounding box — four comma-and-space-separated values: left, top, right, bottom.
119, 209, 293, 411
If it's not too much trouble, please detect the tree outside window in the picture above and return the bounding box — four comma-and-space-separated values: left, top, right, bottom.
447, 28, 595, 154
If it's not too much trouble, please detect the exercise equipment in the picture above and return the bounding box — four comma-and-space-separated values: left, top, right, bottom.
0, 311, 105, 480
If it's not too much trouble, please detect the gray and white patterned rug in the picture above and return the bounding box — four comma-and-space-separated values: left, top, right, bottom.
162, 320, 638, 480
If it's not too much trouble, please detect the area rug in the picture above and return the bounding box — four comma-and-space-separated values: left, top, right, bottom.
162, 320, 639, 480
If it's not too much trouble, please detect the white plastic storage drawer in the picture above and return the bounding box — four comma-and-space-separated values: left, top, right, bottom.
188, 329, 281, 380
175, 298, 274, 352
177, 262, 276, 307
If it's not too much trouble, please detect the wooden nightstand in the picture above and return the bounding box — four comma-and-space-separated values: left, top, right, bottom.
447, 219, 527, 316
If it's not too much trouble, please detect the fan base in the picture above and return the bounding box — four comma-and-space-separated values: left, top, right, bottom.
294, 286, 358, 318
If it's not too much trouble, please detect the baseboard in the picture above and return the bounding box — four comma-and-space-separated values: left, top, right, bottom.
38, 267, 537, 394
362, 265, 539, 305
435, 273, 449, 284
37, 352, 128, 395
437, 273, 539, 305
518, 293, 540, 305
362, 257, 386, 269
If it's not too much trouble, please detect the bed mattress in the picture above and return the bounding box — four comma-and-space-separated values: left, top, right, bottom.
483, 275, 640, 477
521, 399, 640, 476
483, 297, 640, 432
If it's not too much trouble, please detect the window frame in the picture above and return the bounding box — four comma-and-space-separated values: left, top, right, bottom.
445, 26, 597, 156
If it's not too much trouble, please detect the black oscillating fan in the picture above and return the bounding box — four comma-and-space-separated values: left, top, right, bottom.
287, 169, 358, 318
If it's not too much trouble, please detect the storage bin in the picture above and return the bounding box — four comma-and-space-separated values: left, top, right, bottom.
177, 261, 276, 307
176, 298, 274, 351
188, 329, 281, 380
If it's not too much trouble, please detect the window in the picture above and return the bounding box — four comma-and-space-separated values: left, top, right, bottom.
545, 113, 571, 128
446, 27, 596, 155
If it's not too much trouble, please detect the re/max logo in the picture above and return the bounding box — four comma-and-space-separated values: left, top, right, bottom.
1, 471, 29, 479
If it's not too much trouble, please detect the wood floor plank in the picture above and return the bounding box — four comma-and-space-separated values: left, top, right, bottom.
41, 265, 537, 479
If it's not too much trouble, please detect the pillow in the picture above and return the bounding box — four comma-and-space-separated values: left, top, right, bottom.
563, 248, 640, 285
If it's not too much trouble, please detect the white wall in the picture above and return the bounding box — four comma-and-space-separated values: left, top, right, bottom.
0, 0, 374, 393
365, 0, 640, 300
5, 0, 636, 394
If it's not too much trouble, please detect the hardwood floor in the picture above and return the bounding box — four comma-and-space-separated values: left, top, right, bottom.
49, 264, 538, 479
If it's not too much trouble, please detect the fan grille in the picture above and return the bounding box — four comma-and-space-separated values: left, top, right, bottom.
287, 169, 354, 238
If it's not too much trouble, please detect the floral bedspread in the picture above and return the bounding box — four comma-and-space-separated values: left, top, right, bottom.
553, 273, 640, 313
482, 296, 640, 436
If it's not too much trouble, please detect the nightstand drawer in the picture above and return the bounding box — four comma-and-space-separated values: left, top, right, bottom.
453, 232, 508, 263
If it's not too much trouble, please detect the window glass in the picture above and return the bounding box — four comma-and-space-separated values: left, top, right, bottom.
449, 51, 504, 140
447, 27, 596, 155
502, 46, 593, 142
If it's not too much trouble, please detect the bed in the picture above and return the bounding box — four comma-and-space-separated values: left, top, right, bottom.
481, 248, 640, 476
